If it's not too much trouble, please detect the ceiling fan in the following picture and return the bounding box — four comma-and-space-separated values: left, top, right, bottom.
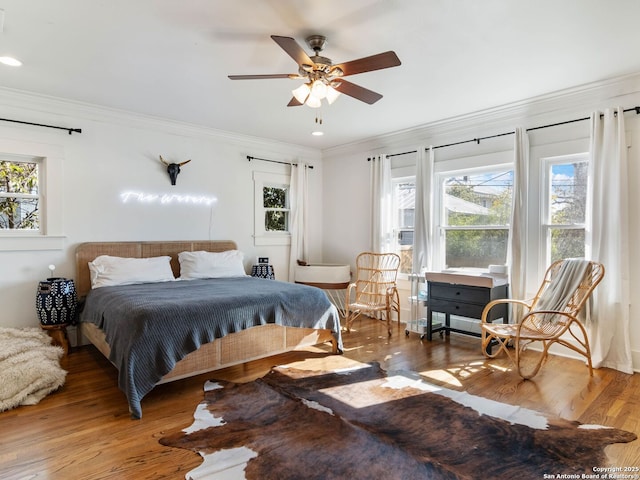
228, 35, 401, 107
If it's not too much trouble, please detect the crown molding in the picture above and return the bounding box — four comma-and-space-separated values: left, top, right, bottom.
322, 71, 640, 158
0, 86, 321, 158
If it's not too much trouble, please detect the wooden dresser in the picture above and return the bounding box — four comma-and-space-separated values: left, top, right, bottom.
426, 274, 509, 352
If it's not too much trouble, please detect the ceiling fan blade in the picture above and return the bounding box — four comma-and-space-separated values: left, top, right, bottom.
287, 97, 303, 107
333, 51, 401, 77
333, 80, 383, 104
271, 35, 314, 67
228, 73, 297, 80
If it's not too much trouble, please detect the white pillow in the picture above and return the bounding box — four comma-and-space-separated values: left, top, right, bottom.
178, 250, 247, 279
88, 255, 175, 289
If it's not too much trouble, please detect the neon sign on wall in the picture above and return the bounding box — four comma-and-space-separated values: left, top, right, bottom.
120, 191, 218, 206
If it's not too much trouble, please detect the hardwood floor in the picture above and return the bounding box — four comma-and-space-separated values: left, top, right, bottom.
2, 319, 639, 479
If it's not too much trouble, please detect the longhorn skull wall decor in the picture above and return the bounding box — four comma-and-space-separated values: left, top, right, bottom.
159, 155, 191, 185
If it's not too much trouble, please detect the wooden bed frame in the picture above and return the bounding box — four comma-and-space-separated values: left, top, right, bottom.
75, 240, 340, 385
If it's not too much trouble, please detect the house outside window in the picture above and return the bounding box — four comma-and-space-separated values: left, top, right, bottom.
542, 153, 588, 264
0, 157, 40, 232
438, 168, 513, 269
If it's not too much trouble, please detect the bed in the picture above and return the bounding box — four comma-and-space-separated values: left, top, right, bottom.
76, 240, 342, 418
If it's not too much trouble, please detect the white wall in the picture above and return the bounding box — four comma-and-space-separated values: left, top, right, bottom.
322, 73, 640, 371
0, 89, 322, 333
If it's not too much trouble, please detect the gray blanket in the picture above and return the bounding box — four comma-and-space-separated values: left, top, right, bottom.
80, 277, 342, 418
534, 258, 592, 325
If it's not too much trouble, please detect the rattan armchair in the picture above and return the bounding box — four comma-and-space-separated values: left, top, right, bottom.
481, 259, 604, 379
344, 252, 401, 336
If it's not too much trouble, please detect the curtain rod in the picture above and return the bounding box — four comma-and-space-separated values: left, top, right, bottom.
0, 117, 82, 135
246, 155, 314, 169
429, 106, 640, 151
367, 106, 640, 160
367, 150, 417, 161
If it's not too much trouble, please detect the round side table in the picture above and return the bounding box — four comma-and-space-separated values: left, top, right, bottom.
251, 264, 275, 280
36, 277, 77, 355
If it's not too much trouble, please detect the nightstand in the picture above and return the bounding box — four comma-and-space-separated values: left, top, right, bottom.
40, 323, 70, 355
36, 277, 77, 355
251, 264, 275, 279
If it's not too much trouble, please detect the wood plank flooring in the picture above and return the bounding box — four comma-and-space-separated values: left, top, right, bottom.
2, 318, 639, 478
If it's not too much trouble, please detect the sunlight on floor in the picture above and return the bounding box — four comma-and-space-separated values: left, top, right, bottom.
318, 372, 440, 409
418, 369, 464, 388
418, 360, 501, 388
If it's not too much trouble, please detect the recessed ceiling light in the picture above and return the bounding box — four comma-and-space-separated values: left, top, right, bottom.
311, 131, 324, 136
0, 56, 22, 67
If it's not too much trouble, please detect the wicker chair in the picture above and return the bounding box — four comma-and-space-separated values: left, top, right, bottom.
480, 259, 605, 379
344, 252, 401, 336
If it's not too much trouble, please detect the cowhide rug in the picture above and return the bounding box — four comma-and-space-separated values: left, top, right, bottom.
160, 363, 636, 480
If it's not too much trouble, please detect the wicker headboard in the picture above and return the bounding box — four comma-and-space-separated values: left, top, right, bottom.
75, 240, 237, 298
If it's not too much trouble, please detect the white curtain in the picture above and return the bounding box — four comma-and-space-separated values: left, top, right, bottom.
370, 154, 393, 252
507, 128, 529, 319
586, 107, 632, 374
288, 162, 309, 281
412, 147, 434, 273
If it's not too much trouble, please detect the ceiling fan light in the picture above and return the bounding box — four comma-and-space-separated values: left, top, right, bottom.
326, 86, 341, 105
292, 83, 311, 103
328, 66, 344, 78
311, 80, 327, 99
305, 95, 322, 108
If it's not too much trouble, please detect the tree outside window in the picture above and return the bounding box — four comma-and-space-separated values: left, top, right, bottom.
0, 160, 39, 230
546, 158, 587, 262
442, 170, 513, 269
263, 185, 289, 232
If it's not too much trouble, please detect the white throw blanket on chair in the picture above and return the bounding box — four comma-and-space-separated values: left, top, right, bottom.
0, 327, 67, 412
534, 259, 592, 325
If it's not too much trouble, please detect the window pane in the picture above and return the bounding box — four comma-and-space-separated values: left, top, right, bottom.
445, 229, 508, 268
0, 161, 38, 195
550, 228, 585, 262
0, 160, 40, 231
0, 197, 39, 230
263, 186, 286, 208
393, 180, 415, 274
550, 162, 587, 224
444, 171, 512, 227
265, 211, 287, 232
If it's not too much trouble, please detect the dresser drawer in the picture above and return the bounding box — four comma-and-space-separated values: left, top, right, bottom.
428, 298, 485, 318
428, 282, 490, 304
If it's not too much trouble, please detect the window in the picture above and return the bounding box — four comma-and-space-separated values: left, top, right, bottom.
0, 140, 64, 251
392, 176, 415, 274
438, 167, 513, 269
253, 171, 291, 246
0, 158, 40, 231
263, 185, 289, 232
542, 153, 588, 264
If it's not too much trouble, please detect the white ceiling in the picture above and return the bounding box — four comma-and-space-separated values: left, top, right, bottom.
1, 0, 640, 150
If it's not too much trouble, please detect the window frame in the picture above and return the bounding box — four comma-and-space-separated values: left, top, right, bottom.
253, 171, 291, 246
433, 150, 513, 272
0, 139, 64, 251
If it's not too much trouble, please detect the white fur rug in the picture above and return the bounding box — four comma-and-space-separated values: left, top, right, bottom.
0, 327, 67, 411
